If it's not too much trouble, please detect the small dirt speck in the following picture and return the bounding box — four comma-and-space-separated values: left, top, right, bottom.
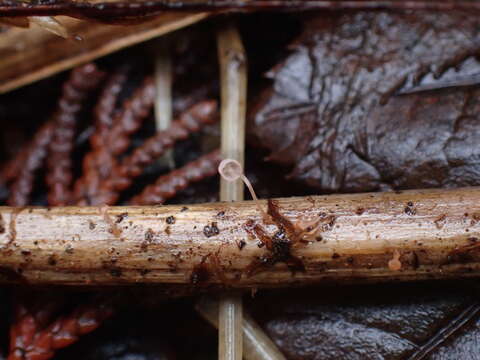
190, 260, 210, 285
471, 213, 480, 226
166, 216, 175, 225
89, 221, 96, 230
116, 213, 128, 223
181, 207, 188, 212
237, 240, 246, 250
406, 251, 419, 270
355, 208, 365, 215
434, 214, 446, 229
321, 216, 336, 232
167, 262, 178, 273
145, 228, 155, 242
0, 214, 5, 234
404, 204, 416, 216
203, 222, 220, 238
48, 255, 57, 266
110, 268, 122, 277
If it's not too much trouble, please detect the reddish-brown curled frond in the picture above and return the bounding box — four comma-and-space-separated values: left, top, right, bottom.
6, 121, 55, 206
73, 69, 129, 205
45, 63, 105, 206
130, 149, 221, 205
1, 147, 29, 186
8, 302, 112, 360
93, 68, 130, 132
106, 76, 155, 157
111, 99, 218, 192
74, 76, 155, 205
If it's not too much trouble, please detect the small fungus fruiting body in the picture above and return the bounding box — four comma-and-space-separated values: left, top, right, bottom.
388, 250, 402, 271
218, 158, 269, 222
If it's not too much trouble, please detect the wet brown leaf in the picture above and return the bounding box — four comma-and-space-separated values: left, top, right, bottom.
251, 11, 480, 193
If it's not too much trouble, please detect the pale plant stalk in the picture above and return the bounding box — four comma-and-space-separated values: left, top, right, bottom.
154, 39, 175, 168
196, 298, 287, 360
0, 17, 30, 28
1, 189, 480, 285
217, 23, 247, 360
29, 16, 69, 38
19, 0, 68, 38
0, 13, 209, 94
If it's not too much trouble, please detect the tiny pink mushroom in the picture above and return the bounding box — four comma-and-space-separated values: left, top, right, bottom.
218, 158, 243, 183
218, 158, 269, 221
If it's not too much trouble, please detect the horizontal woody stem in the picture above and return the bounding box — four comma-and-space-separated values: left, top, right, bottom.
1, 187, 480, 286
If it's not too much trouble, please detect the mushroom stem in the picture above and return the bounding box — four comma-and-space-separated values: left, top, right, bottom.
240, 174, 270, 223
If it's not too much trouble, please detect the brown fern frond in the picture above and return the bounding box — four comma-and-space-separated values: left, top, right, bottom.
45, 63, 105, 206
8, 301, 112, 360
130, 149, 221, 205
107, 99, 218, 197
106, 76, 155, 157
73, 69, 129, 205
76, 76, 155, 205
118, 100, 217, 182
6, 121, 55, 206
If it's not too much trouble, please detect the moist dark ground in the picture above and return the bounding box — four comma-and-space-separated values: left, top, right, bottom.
2, 11, 480, 359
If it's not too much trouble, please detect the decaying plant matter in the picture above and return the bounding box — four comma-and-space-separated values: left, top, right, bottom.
112, 100, 219, 203
46, 63, 106, 206
1, 188, 480, 286
130, 149, 221, 205
0, 62, 220, 359
251, 11, 480, 193
0, 13, 208, 94
2, 0, 480, 22
9, 298, 113, 360
4, 8, 480, 360
72, 67, 130, 206
5, 63, 105, 207
2, 66, 219, 208
3, 121, 53, 207
216, 23, 247, 360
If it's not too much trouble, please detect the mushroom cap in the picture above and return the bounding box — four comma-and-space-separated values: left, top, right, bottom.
218, 158, 243, 182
